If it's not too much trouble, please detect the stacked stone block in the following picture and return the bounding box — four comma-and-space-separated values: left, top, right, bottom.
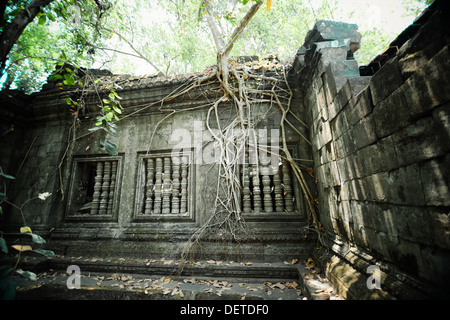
302, 3, 450, 299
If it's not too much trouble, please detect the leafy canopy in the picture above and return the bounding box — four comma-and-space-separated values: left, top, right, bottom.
0, 0, 431, 94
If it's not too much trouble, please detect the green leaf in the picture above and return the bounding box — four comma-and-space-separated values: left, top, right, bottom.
101, 140, 118, 156
15, 269, 37, 281
49, 74, 63, 80
63, 74, 76, 86
113, 105, 122, 114
0, 279, 16, 300
38, 14, 47, 25
88, 126, 102, 132
30, 234, 46, 244
46, 12, 56, 22
0, 266, 15, 300
0, 192, 7, 201
34, 248, 55, 258
0, 172, 15, 180
0, 238, 8, 254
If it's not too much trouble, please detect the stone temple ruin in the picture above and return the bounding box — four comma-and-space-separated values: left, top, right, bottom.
0, 0, 449, 299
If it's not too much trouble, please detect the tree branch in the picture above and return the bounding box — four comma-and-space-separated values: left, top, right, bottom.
0, 0, 55, 73
219, 0, 263, 59
100, 26, 163, 75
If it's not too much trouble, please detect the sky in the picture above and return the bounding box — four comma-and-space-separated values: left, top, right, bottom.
331, 0, 424, 34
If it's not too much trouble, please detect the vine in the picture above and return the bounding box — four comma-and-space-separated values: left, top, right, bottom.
49, 0, 322, 271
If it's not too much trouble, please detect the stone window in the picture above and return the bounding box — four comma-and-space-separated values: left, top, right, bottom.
66, 156, 122, 220
134, 151, 193, 220
240, 148, 301, 215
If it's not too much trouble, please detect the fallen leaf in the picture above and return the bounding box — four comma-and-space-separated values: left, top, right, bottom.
12, 245, 33, 252
246, 262, 253, 266
272, 283, 285, 289
291, 258, 299, 265
206, 260, 216, 264
241, 293, 246, 300
121, 274, 132, 281
287, 281, 299, 289
20, 226, 32, 234
183, 278, 196, 284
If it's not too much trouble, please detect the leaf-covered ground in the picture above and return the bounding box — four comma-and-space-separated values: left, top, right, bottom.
13, 255, 342, 300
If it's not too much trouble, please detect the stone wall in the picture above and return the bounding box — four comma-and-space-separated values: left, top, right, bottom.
0, 64, 312, 264
299, 0, 450, 299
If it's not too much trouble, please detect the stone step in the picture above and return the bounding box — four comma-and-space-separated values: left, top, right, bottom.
13, 256, 342, 300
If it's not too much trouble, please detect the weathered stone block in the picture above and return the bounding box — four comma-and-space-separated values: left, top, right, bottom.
393, 116, 449, 167
330, 109, 349, 141
304, 20, 360, 49
347, 76, 371, 97
403, 45, 450, 117
372, 85, 410, 139
329, 60, 360, 77
352, 114, 377, 151
349, 177, 370, 201
336, 156, 351, 182
318, 46, 349, 65
432, 101, 450, 147
419, 154, 450, 206
315, 118, 332, 150
428, 209, 450, 250
346, 87, 374, 126
341, 130, 357, 155
353, 143, 378, 178
370, 136, 399, 173
369, 57, 404, 106
332, 78, 353, 115
365, 164, 425, 206
321, 64, 337, 104
398, 45, 434, 79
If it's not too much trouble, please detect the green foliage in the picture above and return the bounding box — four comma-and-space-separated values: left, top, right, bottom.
0, 171, 55, 299
0, 266, 16, 300
0, 0, 428, 93
1, 0, 114, 94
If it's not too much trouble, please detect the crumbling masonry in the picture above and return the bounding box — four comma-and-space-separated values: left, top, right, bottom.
1, 0, 449, 299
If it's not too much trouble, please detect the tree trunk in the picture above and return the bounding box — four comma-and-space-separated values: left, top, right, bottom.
0, 0, 55, 72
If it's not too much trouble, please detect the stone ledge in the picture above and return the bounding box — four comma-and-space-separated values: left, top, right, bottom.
314, 235, 450, 299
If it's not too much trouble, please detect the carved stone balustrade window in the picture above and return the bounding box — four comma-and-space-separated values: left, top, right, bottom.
66, 156, 122, 221
240, 148, 301, 215
134, 151, 193, 221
